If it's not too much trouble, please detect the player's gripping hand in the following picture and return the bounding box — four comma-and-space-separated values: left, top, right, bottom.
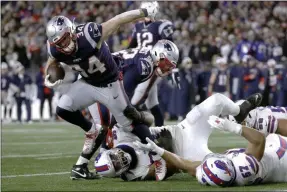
140, 1, 159, 21
149, 126, 165, 135
208, 115, 242, 135
134, 137, 164, 156
44, 75, 63, 88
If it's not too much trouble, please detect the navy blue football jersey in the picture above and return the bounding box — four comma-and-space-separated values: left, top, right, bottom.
251, 41, 268, 62
47, 22, 119, 87
1, 75, 11, 91
112, 47, 154, 98
213, 69, 229, 93
129, 20, 174, 49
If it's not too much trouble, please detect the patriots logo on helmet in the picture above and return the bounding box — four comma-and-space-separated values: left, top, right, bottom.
164, 43, 172, 51
57, 17, 65, 26
214, 160, 231, 176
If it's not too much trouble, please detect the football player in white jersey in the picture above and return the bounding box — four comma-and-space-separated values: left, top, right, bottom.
94, 93, 263, 180
134, 114, 287, 186
94, 124, 162, 181
243, 105, 287, 137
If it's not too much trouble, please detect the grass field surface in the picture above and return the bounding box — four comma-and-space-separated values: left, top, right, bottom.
1, 122, 287, 191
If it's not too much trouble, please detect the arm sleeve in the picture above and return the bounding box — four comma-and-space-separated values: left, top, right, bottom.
84, 22, 103, 49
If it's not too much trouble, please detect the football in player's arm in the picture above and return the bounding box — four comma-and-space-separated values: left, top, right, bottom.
44, 3, 159, 87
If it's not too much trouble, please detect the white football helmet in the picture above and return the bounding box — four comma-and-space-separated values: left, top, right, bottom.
46, 15, 76, 55
196, 156, 236, 187
94, 148, 132, 177
150, 40, 179, 77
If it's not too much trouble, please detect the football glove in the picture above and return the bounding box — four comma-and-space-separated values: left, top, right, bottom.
44, 74, 63, 88
208, 115, 242, 135
133, 137, 165, 156
140, 1, 159, 21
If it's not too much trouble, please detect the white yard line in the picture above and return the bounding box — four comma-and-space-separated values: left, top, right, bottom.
36, 155, 75, 160
1, 172, 70, 178
3, 140, 82, 146
2, 152, 78, 158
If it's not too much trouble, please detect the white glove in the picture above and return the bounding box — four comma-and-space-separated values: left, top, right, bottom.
208, 115, 242, 135
44, 75, 63, 88
140, 1, 159, 21
133, 137, 165, 156
149, 126, 165, 135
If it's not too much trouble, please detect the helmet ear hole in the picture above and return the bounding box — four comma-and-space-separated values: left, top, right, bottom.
154, 51, 157, 56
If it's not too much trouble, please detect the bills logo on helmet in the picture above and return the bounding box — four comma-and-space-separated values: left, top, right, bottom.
57, 17, 65, 26
214, 160, 231, 176
164, 43, 172, 51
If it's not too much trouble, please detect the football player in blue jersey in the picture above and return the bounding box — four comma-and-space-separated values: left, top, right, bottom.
242, 55, 264, 99
43, 2, 165, 179
73, 40, 179, 180
208, 57, 230, 98
128, 2, 176, 127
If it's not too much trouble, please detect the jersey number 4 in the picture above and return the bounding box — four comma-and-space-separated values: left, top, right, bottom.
71, 56, 106, 78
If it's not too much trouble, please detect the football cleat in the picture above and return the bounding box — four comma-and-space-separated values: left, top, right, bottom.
235, 93, 262, 123
70, 163, 101, 180
154, 158, 167, 181
246, 93, 263, 109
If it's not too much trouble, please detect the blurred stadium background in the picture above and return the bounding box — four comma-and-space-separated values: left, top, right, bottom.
1, 1, 287, 191
1, 1, 287, 123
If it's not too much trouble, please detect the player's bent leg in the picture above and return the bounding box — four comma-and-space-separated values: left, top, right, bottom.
176, 94, 240, 161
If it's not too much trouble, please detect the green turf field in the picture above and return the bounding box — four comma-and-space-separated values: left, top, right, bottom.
1, 122, 287, 191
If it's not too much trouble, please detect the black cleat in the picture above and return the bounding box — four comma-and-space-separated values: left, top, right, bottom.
70, 163, 101, 180
234, 93, 262, 123
246, 93, 263, 108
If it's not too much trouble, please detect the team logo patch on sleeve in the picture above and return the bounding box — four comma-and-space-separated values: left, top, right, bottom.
93, 24, 101, 38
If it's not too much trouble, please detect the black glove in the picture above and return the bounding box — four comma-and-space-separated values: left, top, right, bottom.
123, 105, 154, 126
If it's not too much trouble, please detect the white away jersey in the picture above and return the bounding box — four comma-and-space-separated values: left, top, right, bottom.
225, 134, 287, 186
112, 125, 152, 181
246, 106, 287, 136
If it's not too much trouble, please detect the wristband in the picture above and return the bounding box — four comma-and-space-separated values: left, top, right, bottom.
141, 8, 148, 17
155, 146, 165, 156
234, 124, 242, 135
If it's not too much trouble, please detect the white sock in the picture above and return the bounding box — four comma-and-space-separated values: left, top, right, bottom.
76, 156, 89, 165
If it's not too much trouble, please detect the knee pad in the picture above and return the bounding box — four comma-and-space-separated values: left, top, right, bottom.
57, 95, 74, 111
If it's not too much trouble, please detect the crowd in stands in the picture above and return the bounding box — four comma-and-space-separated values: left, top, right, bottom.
1, 1, 287, 122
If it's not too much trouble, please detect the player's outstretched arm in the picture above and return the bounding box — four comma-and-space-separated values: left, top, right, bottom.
208, 115, 265, 161
101, 2, 158, 41
134, 138, 201, 176
242, 125, 265, 161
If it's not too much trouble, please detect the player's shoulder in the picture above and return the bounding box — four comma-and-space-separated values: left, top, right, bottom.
81, 22, 102, 40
